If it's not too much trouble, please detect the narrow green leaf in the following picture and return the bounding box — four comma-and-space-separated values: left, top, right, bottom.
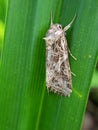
91, 70, 98, 87
0, 0, 98, 130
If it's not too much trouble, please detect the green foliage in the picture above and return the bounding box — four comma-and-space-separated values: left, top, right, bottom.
91, 69, 98, 87
0, 0, 7, 60
0, 0, 7, 22
0, 0, 98, 130
0, 20, 4, 48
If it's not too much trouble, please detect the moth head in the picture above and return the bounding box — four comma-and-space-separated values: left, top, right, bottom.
50, 24, 63, 40
44, 24, 63, 45
50, 24, 62, 31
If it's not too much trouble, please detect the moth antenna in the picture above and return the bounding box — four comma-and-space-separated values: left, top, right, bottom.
64, 14, 76, 31
50, 11, 53, 25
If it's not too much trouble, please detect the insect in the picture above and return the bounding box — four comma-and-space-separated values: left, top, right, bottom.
44, 14, 76, 96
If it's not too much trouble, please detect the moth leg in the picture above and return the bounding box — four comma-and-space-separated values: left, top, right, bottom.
64, 14, 76, 31
68, 47, 77, 60
71, 71, 76, 76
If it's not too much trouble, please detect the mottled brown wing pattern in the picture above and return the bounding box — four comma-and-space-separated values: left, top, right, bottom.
44, 16, 76, 96
46, 31, 72, 96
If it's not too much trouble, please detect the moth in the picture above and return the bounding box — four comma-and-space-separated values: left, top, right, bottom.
44, 15, 76, 96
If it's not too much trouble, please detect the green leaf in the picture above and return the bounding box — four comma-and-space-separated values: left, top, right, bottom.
91, 70, 98, 87
0, 0, 98, 130
0, 0, 8, 22
91, 58, 98, 87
